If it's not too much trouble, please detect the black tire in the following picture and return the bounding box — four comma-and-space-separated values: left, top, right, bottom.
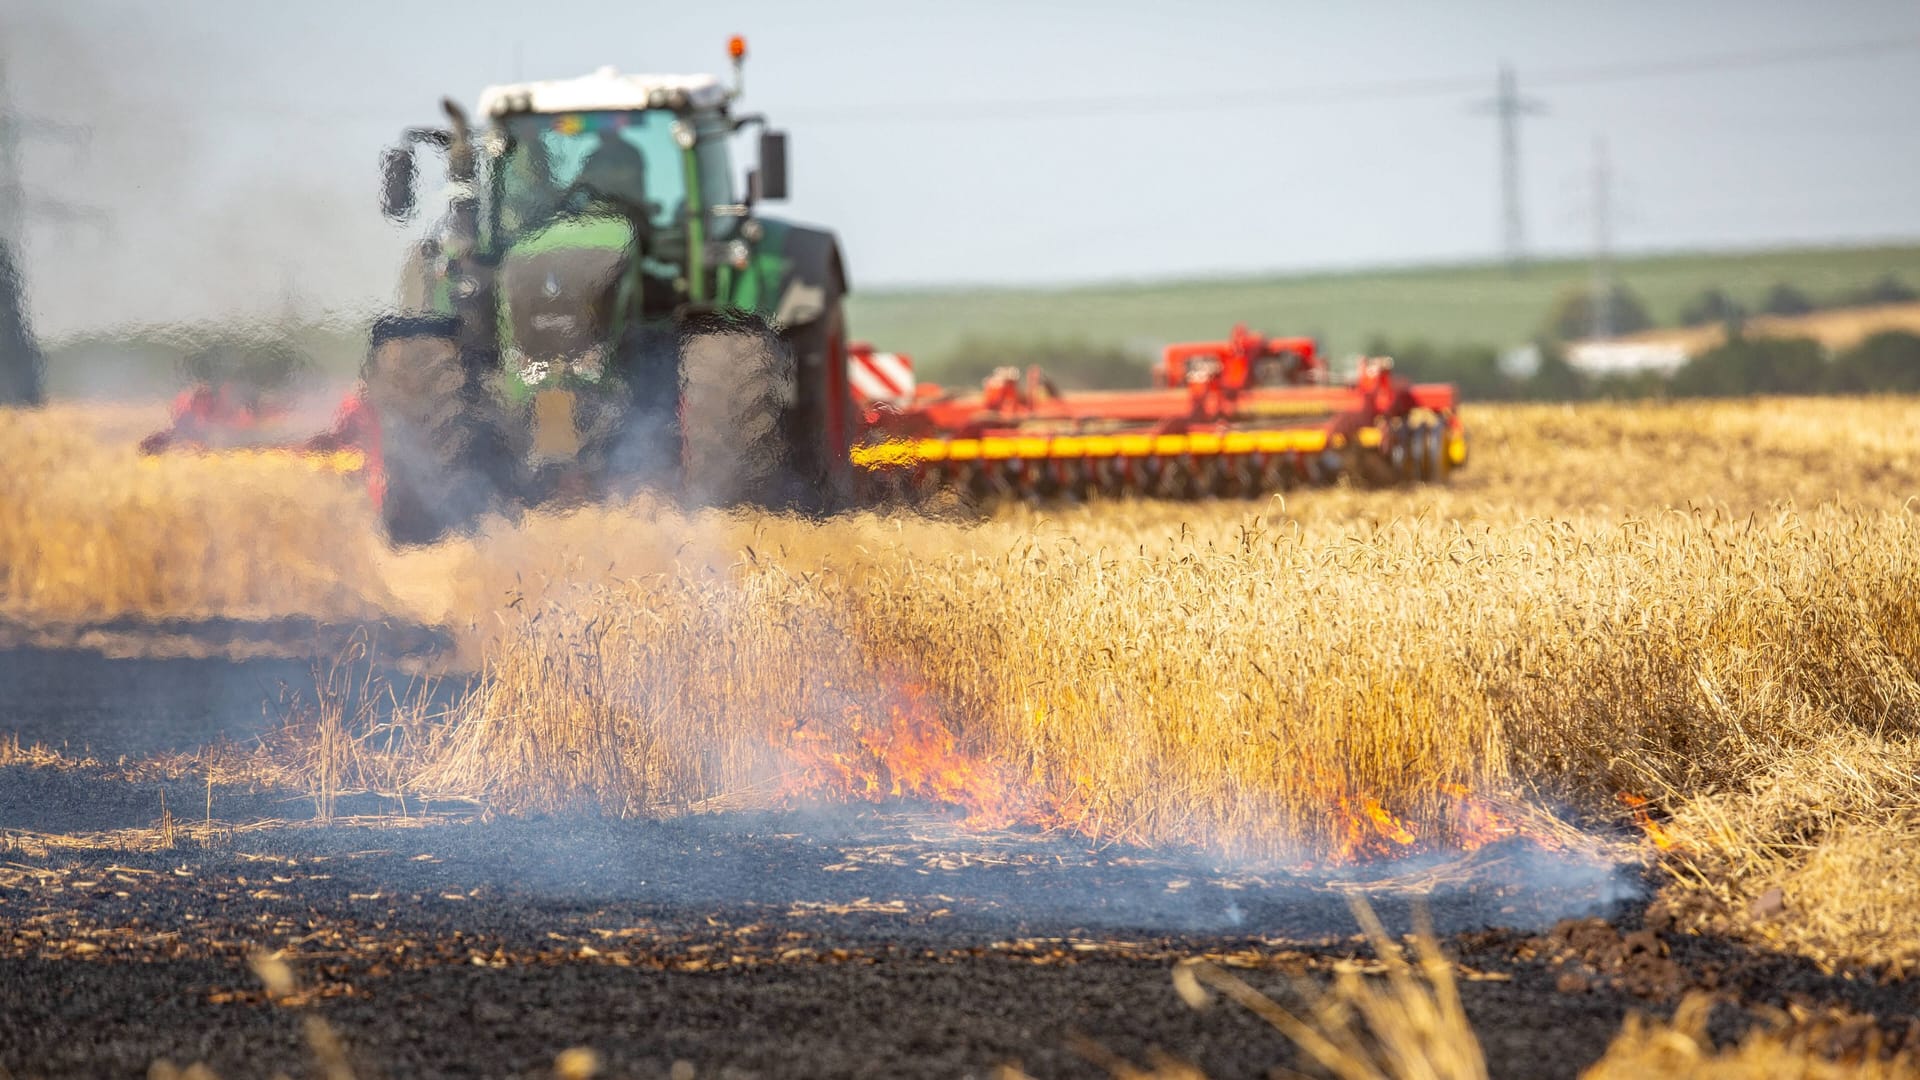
678, 312, 794, 509
785, 291, 855, 510
0, 241, 44, 407
1414, 422, 1444, 483
364, 321, 504, 545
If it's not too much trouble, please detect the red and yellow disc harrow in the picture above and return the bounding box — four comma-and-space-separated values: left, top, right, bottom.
851, 324, 1466, 501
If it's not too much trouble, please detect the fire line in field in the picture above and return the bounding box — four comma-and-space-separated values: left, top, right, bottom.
777, 684, 1592, 867
1317, 783, 1565, 867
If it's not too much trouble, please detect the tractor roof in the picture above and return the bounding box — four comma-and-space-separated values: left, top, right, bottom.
477, 67, 729, 118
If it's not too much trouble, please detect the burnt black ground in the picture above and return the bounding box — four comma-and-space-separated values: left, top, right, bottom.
0, 796, 1648, 1080
0, 645, 315, 757
0, 639, 454, 758
3, 643, 1916, 1079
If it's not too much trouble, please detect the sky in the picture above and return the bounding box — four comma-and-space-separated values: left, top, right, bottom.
6, 0, 1919, 337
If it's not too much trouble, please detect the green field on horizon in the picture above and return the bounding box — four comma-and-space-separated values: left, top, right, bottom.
846, 243, 1920, 376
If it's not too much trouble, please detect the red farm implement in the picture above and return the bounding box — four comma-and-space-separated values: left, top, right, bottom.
850, 324, 1466, 501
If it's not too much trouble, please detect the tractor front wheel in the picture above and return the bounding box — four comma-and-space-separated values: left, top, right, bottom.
363, 321, 505, 545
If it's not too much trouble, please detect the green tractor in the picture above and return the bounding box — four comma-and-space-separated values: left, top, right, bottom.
371, 37, 852, 544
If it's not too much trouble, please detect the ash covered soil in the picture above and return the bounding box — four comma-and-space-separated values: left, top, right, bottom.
3, 646, 1916, 1079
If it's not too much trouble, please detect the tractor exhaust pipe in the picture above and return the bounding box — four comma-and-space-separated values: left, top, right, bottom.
440, 98, 473, 182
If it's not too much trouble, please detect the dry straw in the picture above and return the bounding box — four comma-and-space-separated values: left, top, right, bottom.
8, 396, 1920, 964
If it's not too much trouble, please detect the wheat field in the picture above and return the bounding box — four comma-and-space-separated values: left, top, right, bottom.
4, 396, 1919, 970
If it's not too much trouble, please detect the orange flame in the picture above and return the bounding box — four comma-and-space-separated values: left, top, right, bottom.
781, 685, 1036, 829
1328, 795, 1419, 862
780, 685, 1571, 865
1318, 784, 1562, 866
1618, 793, 1678, 851
1441, 782, 1560, 851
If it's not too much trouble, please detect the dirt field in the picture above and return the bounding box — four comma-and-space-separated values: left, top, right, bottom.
2, 397, 1918, 1078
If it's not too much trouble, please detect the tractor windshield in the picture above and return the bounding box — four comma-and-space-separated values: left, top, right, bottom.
495, 110, 693, 241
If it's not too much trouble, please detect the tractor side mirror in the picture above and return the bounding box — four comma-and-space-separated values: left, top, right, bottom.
755, 131, 789, 202
381, 146, 417, 221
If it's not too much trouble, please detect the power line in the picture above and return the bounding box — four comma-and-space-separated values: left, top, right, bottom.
1471, 63, 1546, 274
784, 71, 1488, 124
1528, 36, 1920, 89
785, 35, 1920, 125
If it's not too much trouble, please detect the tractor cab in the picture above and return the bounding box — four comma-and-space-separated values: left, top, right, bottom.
380, 53, 793, 331
474, 70, 777, 294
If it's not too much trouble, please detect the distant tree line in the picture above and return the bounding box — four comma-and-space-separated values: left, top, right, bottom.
1545, 284, 1657, 342
1546, 273, 1919, 343
1673, 274, 1917, 329
1382, 330, 1920, 401
1670, 330, 1920, 397
921, 327, 1920, 402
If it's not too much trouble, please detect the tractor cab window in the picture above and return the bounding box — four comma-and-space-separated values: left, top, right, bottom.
497, 110, 689, 238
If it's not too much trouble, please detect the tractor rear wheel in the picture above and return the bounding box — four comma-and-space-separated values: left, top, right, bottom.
364, 320, 504, 545
678, 312, 795, 509
787, 290, 855, 510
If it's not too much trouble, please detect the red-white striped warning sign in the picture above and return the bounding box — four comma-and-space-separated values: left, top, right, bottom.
849, 345, 915, 409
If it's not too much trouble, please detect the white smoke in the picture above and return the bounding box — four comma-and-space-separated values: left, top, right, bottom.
5, 6, 408, 342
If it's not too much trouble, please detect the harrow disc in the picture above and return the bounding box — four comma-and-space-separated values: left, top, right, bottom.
1260, 453, 1298, 493
1387, 418, 1413, 482
1414, 423, 1444, 482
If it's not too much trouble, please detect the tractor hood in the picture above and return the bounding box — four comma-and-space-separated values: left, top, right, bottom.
498, 215, 636, 361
